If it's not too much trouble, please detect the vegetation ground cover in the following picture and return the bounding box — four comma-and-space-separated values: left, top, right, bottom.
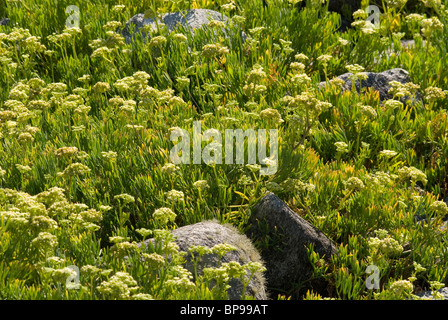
1, 0, 448, 300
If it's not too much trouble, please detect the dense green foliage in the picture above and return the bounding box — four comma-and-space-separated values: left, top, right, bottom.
1, 0, 448, 300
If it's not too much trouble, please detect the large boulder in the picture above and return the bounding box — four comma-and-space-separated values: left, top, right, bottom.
245, 192, 337, 299
140, 220, 268, 300
319, 68, 417, 102
121, 9, 232, 43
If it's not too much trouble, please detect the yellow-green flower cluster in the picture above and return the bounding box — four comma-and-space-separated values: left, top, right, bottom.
203, 266, 230, 284
420, 0, 442, 9
139, 85, 176, 107
259, 108, 284, 123
222, 261, 246, 279
211, 243, 237, 257
165, 189, 184, 202
221, 2, 236, 12
165, 266, 196, 290
92, 82, 111, 94
290, 62, 305, 71
57, 163, 91, 179
153, 207, 177, 225
4, 27, 31, 42
385, 0, 408, 9
31, 231, 58, 256
246, 64, 267, 84
284, 91, 331, 119
278, 178, 315, 193
142, 252, 165, 268
0, 210, 30, 230
379, 149, 398, 159
81, 264, 101, 278
335, 141, 349, 153
15, 164, 32, 174
208, 20, 226, 29
428, 200, 448, 217
103, 21, 122, 31
47, 28, 81, 44
317, 54, 332, 67
428, 281, 445, 300
346, 64, 368, 82
333, 75, 352, 90
266, 181, 283, 193
97, 272, 139, 299
112, 241, 139, 259
201, 43, 229, 59
383, 99, 403, 111
360, 105, 377, 119
173, 33, 188, 42
90, 46, 112, 60
243, 83, 267, 96
294, 53, 309, 63
405, 13, 425, 25
397, 166, 427, 185
244, 261, 266, 274
114, 193, 135, 204
31, 215, 58, 232
22, 35, 46, 53
54, 146, 79, 159
421, 16, 444, 38
161, 163, 180, 174
101, 151, 118, 161
193, 180, 210, 191
112, 4, 126, 12
424, 86, 446, 102
368, 235, 403, 257
291, 72, 312, 87
78, 208, 103, 223
388, 279, 414, 298
148, 35, 167, 48
52, 267, 77, 284
248, 26, 265, 37
17, 132, 34, 144
352, 9, 368, 20
344, 177, 365, 192
231, 15, 246, 24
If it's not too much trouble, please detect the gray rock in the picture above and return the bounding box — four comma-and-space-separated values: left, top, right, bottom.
0, 18, 10, 26
415, 287, 448, 300
121, 9, 231, 43
245, 192, 337, 298
319, 68, 417, 102
141, 220, 268, 300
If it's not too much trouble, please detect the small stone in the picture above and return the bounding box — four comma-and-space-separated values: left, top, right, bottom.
415, 287, 448, 300
0, 18, 10, 26
121, 9, 244, 44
